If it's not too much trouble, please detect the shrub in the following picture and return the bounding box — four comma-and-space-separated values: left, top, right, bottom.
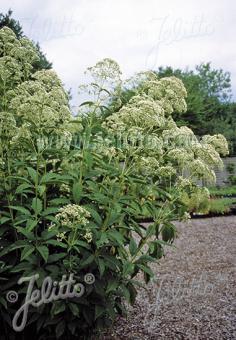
207, 197, 236, 214
0, 27, 228, 339
209, 185, 236, 197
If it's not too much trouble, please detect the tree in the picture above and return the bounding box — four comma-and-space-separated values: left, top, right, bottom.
156, 63, 232, 135
0, 9, 52, 71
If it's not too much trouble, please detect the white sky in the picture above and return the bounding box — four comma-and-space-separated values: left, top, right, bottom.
2, 0, 236, 108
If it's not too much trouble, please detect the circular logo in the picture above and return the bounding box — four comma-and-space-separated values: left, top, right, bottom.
6, 291, 18, 303
84, 273, 95, 285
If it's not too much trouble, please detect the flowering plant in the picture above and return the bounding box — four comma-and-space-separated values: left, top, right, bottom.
0, 28, 228, 339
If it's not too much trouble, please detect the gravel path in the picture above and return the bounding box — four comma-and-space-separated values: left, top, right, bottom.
101, 216, 236, 339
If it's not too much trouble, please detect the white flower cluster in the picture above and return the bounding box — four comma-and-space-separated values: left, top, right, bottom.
8, 70, 71, 131
143, 76, 187, 115
59, 184, 71, 197
98, 63, 228, 185
0, 111, 17, 141
175, 176, 193, 189
55, 204, 90, 228
0, 27, 39, 85
104, 94, 166, 131
56, 232, 66, 242
189, 159, 216, 183
167, 148, 194, 166
157, 165, 177, 178
201, 134, 229, 156
84, 229, 93, 243
192, 143, 223, 168
138, 156, 159, 176
0, 27, 77, 152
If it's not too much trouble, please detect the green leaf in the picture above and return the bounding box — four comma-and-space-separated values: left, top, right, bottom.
46, 240, 67, 248
85, 205, 102, 225
40, 173, 58, 184
80, 254, 95, 268
42, 207, 59, 216
127, 282, 137, 305
37, 185, 46, 196
49, 198, 70, 206
15, 183, 33, 194
27, 167, 38, 184
75, 240, 91, 250
95, 305, 105, 320
97, 258, 105, 277
0, 217, 11, 225
52, 302, 66, 315
79, 101, 95, 107
120, 284, 131, 302
21, 245, 35, 261
161, 223, 176, 242
122, 262, 134, 276
11, 262, 32, 273
107, 230, 124, 246
37, 246, 49, 262
146, 223, 156, 238
107, 210, 121, 226
68, 303, 79, 316
137, 264, 154, 278
96, 233, 108, 248
72, 182, 82, 203
48, 253, 67, 263
41, 229, 58, 240
32, 198, 43, 214
129, 238, 137, 256
26, 219, 38, 232
16, 227, 34, 239
55, 320, 65, 338
0, 297, 7, 309
106, 279, 119, 293
9, 206, 31, 216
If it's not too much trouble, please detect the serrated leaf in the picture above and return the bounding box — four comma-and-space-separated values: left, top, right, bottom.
48, 253, 67, 263
36, 246, 49, 262
27, 167, 38, 184
32, 198, 42, 214
46, 240, 67, 248
9, 206, 31, 216
40, 173, 58, 184
21, 245, 35, 261
15, 183, 33, 194
16, 227, 34, 239
79, 254, 94, 268
26, 219, 38, 231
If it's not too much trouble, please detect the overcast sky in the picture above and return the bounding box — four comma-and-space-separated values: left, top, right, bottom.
2, 0, 236, 107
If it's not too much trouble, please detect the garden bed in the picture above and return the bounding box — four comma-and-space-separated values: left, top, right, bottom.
100, 216, 236, 339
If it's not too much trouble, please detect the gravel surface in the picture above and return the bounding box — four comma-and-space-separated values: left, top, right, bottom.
100, 216, 236, 339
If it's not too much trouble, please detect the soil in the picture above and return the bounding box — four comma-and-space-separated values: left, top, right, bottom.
100, 216, 236, 339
